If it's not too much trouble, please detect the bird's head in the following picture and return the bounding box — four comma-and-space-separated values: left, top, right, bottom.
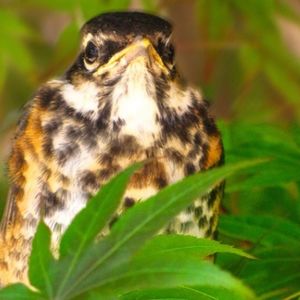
62, 12, 193, 144
66, 12, 176, 84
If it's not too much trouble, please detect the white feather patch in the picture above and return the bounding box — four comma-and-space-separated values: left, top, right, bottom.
111, 62, 160, 145
61, 82, 99, 118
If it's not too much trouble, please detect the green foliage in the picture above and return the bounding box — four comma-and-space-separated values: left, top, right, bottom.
29, 222, 55, 297
218, 215, 300, 299
0, 9, 35, 91
222, 122, 300, 191
218, 122, 300, 299
0, 162, 259, 299
196, 0, 300, 121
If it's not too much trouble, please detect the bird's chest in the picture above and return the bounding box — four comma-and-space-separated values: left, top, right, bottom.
41, 117, 150, 237
40, 84, 208, 244
42, 121, 195, 242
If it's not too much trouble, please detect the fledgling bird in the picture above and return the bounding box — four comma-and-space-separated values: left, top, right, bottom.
0, 12, 224, 286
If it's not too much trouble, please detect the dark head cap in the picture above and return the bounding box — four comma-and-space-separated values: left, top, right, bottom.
82, 12, 172, 38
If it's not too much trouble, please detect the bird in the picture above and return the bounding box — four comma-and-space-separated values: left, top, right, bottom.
0, 12, 224, 286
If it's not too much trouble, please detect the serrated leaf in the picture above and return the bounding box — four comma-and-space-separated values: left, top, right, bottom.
136, 235, 254, 260
90, 256, 255, 299
53, 161, 261, 299
53, 164, 141, 297
29, 222, 55, 297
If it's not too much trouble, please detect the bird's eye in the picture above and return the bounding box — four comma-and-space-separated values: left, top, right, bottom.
156, 38, 175, 65
167, 45, 175, 61
84, 41, 99, 64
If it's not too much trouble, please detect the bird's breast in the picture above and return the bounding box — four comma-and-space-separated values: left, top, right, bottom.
110, 61, 161, 146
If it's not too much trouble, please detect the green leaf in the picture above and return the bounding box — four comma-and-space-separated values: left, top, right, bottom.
136, 235, 254, 260
121, 287, 214, 300
55, 164, 140, 296
227, 161, 300, 191
92, 256, 255, 299
54, 160, 260, 299
28, 222, 55, 297
196, 286, 253, 300
220, 123, 300, 190
281, 291, 300, 300
122, 286, 250, 300
0, 284, 42, 300
219, 215, 300, 248
242, 247, 300, 295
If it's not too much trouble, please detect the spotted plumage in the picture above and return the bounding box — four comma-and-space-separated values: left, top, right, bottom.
0, 12, 224, 286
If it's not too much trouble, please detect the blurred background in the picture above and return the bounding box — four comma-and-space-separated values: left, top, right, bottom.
0, 1, 300, 298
